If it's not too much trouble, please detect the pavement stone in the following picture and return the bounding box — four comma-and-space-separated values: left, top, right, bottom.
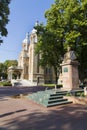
0, 87, 87, 130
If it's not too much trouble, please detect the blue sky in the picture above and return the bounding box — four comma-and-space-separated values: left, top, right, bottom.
0, 0, 54, 63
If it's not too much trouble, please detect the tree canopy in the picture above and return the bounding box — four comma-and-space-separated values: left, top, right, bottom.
0, 60, 18, 80
0, 0, 11, 43
45, 0, 87, 49
35, 0, 87, 83
35, 24, 62, 84
4, 60, 18, 68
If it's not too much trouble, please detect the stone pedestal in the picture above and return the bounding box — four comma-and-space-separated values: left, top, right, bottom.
61, 60, 79, 90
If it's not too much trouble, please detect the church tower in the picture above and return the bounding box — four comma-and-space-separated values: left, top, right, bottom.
18, 32, 29, 79
22, 32, 29, 51
28, 25, 44, 84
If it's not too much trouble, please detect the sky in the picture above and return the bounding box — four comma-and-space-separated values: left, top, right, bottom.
0, 0, 54, 63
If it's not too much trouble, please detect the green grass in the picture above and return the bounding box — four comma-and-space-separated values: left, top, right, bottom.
66, 91, 85, 97
43, 84, 55, 87
43, 84, 63, 89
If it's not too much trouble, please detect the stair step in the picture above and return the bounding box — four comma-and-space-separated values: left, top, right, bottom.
48, 98, 67, 103
49, 95, 63, 100
46, 101, 72, 107
50, 92, 67, 96
56, 91, 68, 93
27, 90, 73, 107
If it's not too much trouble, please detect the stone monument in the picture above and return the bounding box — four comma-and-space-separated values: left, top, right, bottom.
60, 46, 79, 90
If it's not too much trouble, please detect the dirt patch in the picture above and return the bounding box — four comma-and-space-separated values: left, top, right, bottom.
64, 96, 87, 105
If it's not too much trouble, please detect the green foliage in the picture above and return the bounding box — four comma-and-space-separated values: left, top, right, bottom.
75, 92, 81, 96
43, 84, 55, 89
43, 84, 63, 89
0, 62, 7, 79
80, 92, 84, 97
0, 81, 12, 86
75, 92, 85, 97
35, 24, 63, 84
66, 91, 85, 97
45, 0, 87, 48
35, 0, 87, 83
78, 45, 87, 81
66, 93, 71, 96
0, 0, 11, 43
2, 81, 12, 86
4, 60, 18, 68
0, 60, 18, 80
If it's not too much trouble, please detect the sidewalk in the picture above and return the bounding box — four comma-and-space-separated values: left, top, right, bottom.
0, 87, 87, 130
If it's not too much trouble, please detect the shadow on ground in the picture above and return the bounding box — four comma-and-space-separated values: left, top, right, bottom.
1, 104, 87, 130
0, 86, 46, 97
0, 109, 27, 118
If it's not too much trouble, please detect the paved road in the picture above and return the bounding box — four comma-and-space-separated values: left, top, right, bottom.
0, 86, 46, 97
0, 86, 87, 130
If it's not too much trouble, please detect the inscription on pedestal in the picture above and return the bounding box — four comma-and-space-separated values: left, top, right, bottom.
63, 67, 68, 72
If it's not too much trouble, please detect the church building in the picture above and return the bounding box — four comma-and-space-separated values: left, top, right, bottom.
8, 25, 55, 85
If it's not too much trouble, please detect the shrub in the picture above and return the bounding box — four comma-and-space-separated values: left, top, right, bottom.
66, 93, 71, 96
0, 81, 12, 86
3, 81, 12, 86
57, 84, 63, 88
75, 92, 81, 96
80, 92, 84, 97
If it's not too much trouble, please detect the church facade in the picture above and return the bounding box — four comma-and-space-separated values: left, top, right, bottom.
8, 27, 56, 84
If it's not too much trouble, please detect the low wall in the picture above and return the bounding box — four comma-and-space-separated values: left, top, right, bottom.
64, 96, 87, 105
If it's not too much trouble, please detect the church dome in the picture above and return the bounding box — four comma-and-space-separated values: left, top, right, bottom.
23, 32, 30, 44
31, 28, 37, 34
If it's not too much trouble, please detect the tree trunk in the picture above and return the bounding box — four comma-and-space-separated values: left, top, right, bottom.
54, 67, 58, 90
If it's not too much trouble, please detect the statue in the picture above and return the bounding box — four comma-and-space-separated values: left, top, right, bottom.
63, 46, 76, 63
61, 46, 79, 90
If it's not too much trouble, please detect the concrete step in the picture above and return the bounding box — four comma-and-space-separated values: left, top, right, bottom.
27, 90, 73, 107
50, 92, 67, 96
46, 101, 72, 107
49, 95, 63, 100
48, 98, 68, 103
11, 79, 37, 86
56, 91, 68, 94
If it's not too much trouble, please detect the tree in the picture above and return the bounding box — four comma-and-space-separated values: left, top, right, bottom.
4, 60, 18, 68
35, 0, 87, 83
35, 24, 63, 84
78, 44, 87, 82
0, 60, 18, 80
0, 0, 11, 44
0, 62, 7, 80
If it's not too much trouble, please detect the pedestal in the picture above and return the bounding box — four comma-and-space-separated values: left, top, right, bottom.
61, 60, 79, 90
